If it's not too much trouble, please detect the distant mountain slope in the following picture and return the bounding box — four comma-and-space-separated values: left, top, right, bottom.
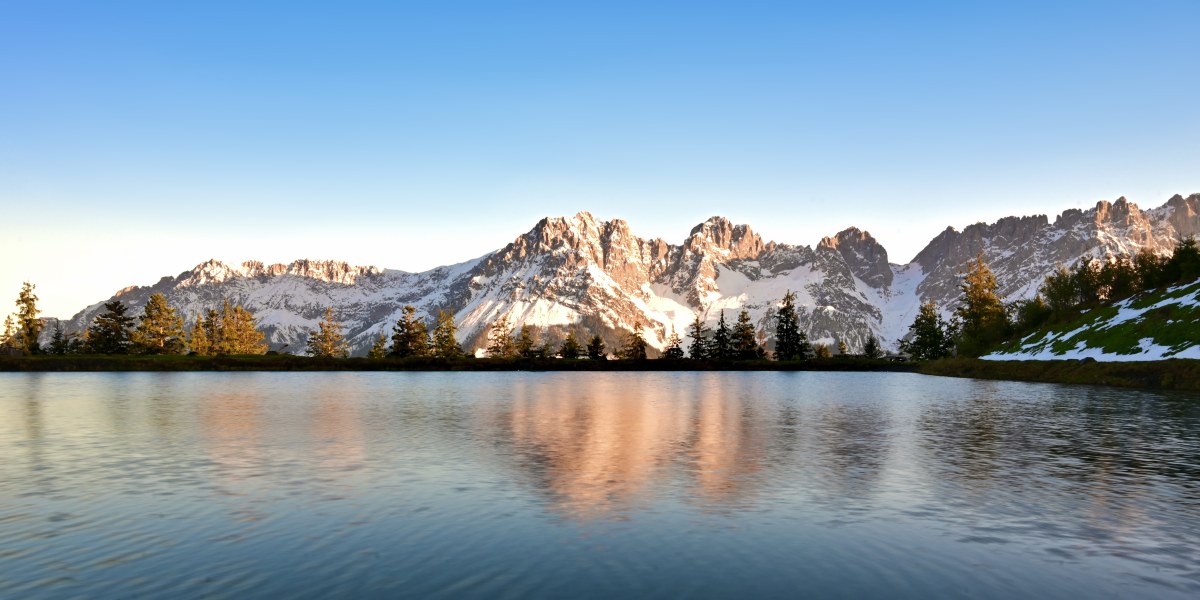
983, 279, 1200, 361
57, 194, 1200, 356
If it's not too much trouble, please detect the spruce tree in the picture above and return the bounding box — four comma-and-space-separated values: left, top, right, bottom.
390, 306, 430, 358
797, 329, 812, 360
711, 311, 732, 359
486, 316, 516, 358
368, 333, 389, 359
619, 322, 648, 360
515, 325, 536, 358
558, 330, 582, 359
87, 301, 135, 354
955, 253, 1010, 356
586, 334, 606, 360
188, 314, 212, 355
773, 291, 802, 360
900, 300, 954, 360
306, 307, 349, 358
863, 334, 882, 359
431, 310, 462, 359
131, 293, 186, 354
48, 323, 69, 355
732, 309, 759, 360
662, 327, 685, 360
1, 315, 15, 351
14, 282, 42, 355
218, 302, 268, 355
687, 314, 710, 359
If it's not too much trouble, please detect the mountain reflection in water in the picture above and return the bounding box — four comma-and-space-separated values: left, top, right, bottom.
1, 371, 1198, 599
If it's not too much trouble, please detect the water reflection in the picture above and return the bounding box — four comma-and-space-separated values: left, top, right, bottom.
0, 372, 1198, 598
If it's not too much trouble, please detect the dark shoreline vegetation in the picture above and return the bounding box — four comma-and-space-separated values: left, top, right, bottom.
3, 355, 1198, 393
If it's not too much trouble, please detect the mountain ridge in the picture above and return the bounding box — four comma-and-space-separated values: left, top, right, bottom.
57, 194, 1200, 357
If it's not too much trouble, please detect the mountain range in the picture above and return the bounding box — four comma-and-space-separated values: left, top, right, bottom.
58, 194, 1200, 356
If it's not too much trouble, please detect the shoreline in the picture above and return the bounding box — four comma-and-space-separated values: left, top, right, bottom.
3, 356, 1197, 392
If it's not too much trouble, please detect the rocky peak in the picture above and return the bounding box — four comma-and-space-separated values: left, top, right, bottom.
684, 216, 765, 260
818, 227, 893, 289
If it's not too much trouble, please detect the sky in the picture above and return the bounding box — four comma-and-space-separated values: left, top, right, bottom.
2, 0, 1198, 318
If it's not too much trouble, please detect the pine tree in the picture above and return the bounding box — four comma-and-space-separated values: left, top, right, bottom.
863, 334, 882, 359
711, 311, 732, 359
732, 309, 759, 360
773, 291, 802, 360
558, 330, 582, 359
217, 301, 268, 355
955, 253, 1010, 356
0, 315, 15, 351
814, 344, 832, 359
48, 323, 69, 355
306, 307, 349, 358
431, 310, 462, 359
486, 316, 516, 358
687, 313, 710, 359
14, 282, 43, 355
390, 306, 430, 358
900, 300, 955, 360
796, 329, 812, 360
837, 339, 849, 356
515, 325, 536, 358
87, 301, 135, 354
586, 334, 606, 360
368, 333, 389, 359
662, 326, 685, 360
131, 293, 186, 354
188, 313, 212, 355
619, 322, 648, 360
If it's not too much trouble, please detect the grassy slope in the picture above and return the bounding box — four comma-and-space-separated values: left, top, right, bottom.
987, 280, 1200, 361
920, 358, 1200, 392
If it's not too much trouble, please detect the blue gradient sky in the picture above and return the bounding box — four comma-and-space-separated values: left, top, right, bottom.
3, 0, 1198, 317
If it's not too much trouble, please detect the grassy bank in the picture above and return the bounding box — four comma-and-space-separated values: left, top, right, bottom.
0, 354, 917, 373
919, 357, 1200, 392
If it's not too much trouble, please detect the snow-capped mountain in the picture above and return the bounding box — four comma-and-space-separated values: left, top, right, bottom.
58, 194, 1200, 356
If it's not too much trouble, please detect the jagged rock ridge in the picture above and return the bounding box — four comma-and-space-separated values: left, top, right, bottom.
58, 194, 1200, 356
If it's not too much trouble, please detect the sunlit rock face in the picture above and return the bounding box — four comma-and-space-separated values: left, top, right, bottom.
57, 195, 1200, 356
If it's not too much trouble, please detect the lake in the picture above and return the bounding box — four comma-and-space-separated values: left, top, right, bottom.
1, 372, 1198, 598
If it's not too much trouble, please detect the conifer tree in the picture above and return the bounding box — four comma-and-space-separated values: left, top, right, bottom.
797, 329, 812, 360
515, 325, 536, 358
711, 311, 732, 359
586, 334, 606, 360
188, 314, 212, 355
732, 309, 759, 360
431, 310, 462, 359
863, 334, 882, 359
955, 253, 1010, 356
619, 322, 648, 360
486, 316, 516, 358
687, 313, 710, 359
390, 306, 430, 358
558, 330, 582, 359
368, 332, 389, 359
87, 301, 135, 354
813, 344, 832, 359
14, 282, 42, 355
662, 327, 685, 360
773, 291, 802, 360
306, 307, 349, 358
217, 301, 268, 355
48, 323, 69, 355
900, 300, 955, 360
837, 339, 849, 356
0, 315, 15, 351
131, 293, 186, 354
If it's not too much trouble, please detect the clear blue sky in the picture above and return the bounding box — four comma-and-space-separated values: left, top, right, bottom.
3, 0, 1198, 317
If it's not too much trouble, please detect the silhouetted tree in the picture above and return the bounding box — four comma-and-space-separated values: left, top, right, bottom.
732, 309, 760, 359
863, 334, 882, 359
13, 282, 42, 355
390, 305, 430, 358
431, 310, 462, 359
87, 301, 135, 354
900, 300, 955, 360
586, 334, 606, 360
486, 316, 516, 358
711, 311, 732, 359
687, 313, 710, 359
773, 291, 802, 360
559, 330, 582, 359
619, 322, 648, 360
515, 324, 536, 358
662, 327, 685, 360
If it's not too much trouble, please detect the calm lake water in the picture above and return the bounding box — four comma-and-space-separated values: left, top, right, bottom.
1, 372, 1198, 598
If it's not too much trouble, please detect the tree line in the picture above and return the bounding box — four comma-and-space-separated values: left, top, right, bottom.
900, 237, 1200, 360
3, 287, 890, 362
